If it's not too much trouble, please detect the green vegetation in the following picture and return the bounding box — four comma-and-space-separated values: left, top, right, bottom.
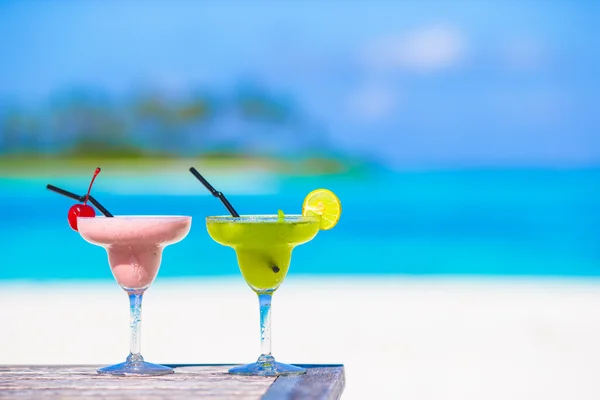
0, 85, 366, 177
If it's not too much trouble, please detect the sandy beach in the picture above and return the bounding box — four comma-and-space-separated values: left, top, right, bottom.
2, 276, 600, 399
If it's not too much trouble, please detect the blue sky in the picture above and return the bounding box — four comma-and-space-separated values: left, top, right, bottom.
1, 0, 599, 168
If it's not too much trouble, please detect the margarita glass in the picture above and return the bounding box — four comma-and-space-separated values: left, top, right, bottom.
206, 214, 320, 376
78, 215, 192, 376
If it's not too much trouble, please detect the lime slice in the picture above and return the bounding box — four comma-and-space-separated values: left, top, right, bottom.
302, 189, 341, 230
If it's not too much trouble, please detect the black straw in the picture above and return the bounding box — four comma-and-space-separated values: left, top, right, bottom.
46, 184, 80, 202
87, 196, 114, 218
46, 184, 114, 217
189, 167, 240, 217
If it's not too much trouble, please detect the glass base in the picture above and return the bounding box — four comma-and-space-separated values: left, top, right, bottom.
228, 355, 306, 377
97, 354, 173, 376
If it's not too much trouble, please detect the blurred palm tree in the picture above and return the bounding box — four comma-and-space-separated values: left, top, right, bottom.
132, 90, 214, 154
47, 89, 132, 157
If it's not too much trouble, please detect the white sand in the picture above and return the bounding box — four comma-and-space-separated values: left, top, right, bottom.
2, 276, 600, 399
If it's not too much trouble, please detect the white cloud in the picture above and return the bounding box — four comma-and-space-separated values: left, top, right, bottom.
364, 26, 467, 72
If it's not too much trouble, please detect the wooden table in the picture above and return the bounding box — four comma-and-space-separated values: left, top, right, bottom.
0, 364, 345, 399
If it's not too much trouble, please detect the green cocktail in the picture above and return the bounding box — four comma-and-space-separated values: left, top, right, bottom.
200, 180, 341, 376
206, 214, 321, 376
206, 215, 320, 293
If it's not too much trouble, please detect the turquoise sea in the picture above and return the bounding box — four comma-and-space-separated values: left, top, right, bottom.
0, 168, 598, 281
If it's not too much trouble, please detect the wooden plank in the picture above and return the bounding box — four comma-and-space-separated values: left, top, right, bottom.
0, 365, 274, 399
262, 365, 345, 400
0, 364, 345, 400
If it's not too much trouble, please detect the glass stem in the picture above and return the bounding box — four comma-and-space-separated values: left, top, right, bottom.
128, 291, 144, 362
258, 293, 273, 357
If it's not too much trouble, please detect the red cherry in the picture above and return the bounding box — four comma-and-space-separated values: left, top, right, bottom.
68, 204, 96, 231
68, 167, 102, 231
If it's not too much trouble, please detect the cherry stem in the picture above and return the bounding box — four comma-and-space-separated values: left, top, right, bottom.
84, 167, 101, 206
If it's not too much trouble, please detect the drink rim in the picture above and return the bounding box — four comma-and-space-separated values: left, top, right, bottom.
206, 214, 319, 223
78, 215, 192, 220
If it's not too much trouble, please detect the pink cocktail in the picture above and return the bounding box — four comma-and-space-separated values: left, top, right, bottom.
78, 216, 192, 376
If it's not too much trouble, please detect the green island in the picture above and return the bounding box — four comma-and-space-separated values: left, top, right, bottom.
0, 86, 372, 178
